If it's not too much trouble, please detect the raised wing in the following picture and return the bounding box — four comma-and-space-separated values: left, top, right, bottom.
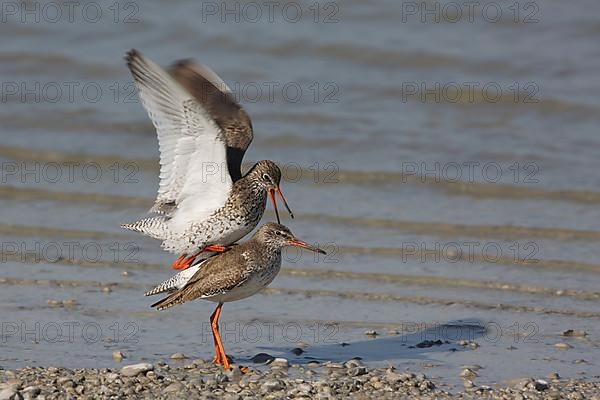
170, 59, 253, 182
125, 49, 232, 219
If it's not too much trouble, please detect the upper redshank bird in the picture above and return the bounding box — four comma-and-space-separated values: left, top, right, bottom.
148, 222, 326, 370
120, 49, 293, 270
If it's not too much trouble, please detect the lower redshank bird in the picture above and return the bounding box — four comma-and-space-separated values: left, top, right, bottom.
149, 223, 326, 370
120, 49, 293, 270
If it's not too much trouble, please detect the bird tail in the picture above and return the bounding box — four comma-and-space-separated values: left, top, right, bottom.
151, 290, 186, 310
120, 216, 168, 239
145, 262, 203, 297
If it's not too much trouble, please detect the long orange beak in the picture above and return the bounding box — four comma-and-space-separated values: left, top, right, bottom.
269, 186, 294, 224
288, 238, 326, 254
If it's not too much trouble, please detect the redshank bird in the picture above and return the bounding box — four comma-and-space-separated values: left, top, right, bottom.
149, 222, 326, 370
120, 49, 293, 270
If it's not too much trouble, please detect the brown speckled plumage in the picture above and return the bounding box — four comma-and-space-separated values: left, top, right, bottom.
151, 223, 304, 310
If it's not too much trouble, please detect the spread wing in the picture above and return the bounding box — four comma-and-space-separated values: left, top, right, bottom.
126, 49, 232, 219
169, 59, 253, 182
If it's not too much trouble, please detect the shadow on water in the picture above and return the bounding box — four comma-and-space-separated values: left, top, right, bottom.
247, 320, 487, 365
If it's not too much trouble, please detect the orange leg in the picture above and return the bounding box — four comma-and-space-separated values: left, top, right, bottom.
210, 302, 231, 370
171, 254, 187, 270
205, 245, 229, 253
172, 245, 231, 270
172, 253, 200, 270
209, 305, 223, 364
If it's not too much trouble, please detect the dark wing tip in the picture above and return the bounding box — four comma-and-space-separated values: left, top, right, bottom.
172, 58, 195, 68
124, 48, 140, 64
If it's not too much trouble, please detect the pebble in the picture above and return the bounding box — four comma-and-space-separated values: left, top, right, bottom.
0, 387, 17, 400
162, 383, 184, 393
269, 358, 290, 368
261, 379, 284, 393
112, 351, 125, 361
535, 379, 549, 391
554, 342, 573, 350
364, 330, 378, 337
3, 362, 600, 399
251, 353, 275, 364
170, 352, 187, 360
290, 347, 304, 356
120, 363, 154, 377
548, 372, 560, 380
562, 329, 587, 337
460, 368, 477, 378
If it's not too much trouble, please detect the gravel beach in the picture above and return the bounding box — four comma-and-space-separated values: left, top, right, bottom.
1, 359, 598, 400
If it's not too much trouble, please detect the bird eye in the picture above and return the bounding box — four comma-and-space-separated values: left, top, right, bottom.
275, 231, 282, 236
262, 174, 270, 181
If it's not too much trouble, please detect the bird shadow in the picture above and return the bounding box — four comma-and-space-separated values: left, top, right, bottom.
243, 319, 487, 365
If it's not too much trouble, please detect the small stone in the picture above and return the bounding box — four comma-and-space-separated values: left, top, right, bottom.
562, 329, 587, 337
105, 372, 119, 383
57, 377, 74, 388
269, 358, 289, 368
554, 342, 572, 350
63, 299, 77, 306
121, 271, 130, 277
548, 372, 560, 380
415, 340, 443, 348
102, 287, 112, 293
112, 351, 125, 361
364, 330, 378, 337
261, 379, 283, 393
296, 383, 312, 394
120, 363, 154, 377
460, 368, 477, 378
46, 299, 61, 307
348, 367, 367, 377
343, 359, 363, 369
290, 347, 304, 356
225, 366, 244, 380
463, 380, 475, 389
214, 372, 229, 384
0, 387, 17, 400
162, 383, 184, 393
21, 387, 40, 398
170, 352, 186, 360
251, 353, 274, 364
535, 379, 549, 391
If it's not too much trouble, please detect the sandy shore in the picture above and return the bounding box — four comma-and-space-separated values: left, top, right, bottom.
1, 359, 599, 400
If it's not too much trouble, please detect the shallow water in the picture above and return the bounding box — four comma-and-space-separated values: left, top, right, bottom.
1, 0, 599, 388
